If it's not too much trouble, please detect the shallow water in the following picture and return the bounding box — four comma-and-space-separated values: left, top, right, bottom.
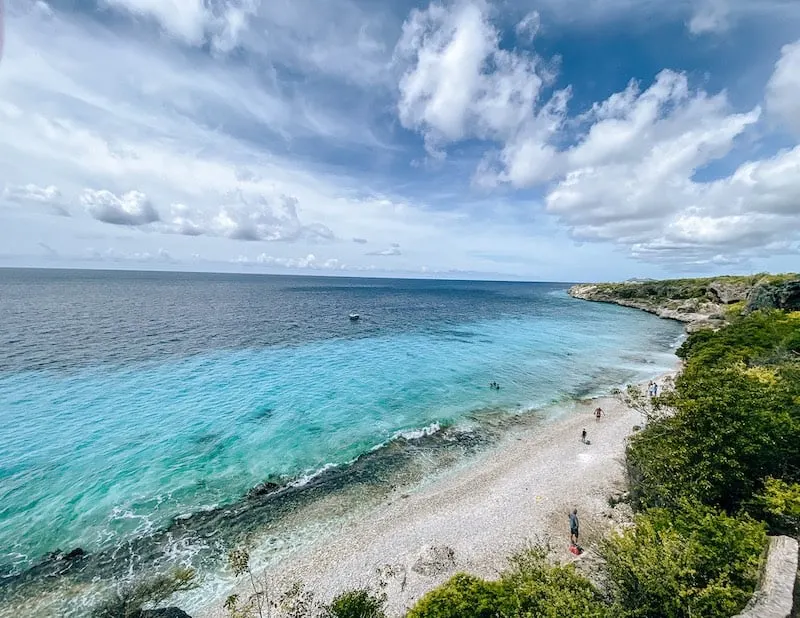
0, 269, 683, 615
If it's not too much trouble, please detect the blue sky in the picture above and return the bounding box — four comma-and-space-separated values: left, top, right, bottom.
0, 0, 799, 281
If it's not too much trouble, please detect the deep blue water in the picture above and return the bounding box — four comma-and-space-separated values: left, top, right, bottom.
0, 268, 683, 613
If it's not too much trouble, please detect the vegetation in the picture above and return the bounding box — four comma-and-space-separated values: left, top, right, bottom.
223, 548, 388, 618
584, 273, 797, 303
408, 547, 607, 618
600, 504, 766, 618
91, 567, 197, 618
324, 588, 387, 618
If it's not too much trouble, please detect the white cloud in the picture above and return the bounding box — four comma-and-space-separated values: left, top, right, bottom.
516, 11, 540, 42
367, 245, 402, 256
687, 0, 730, 34
2, 183, 70, 216
162, 193, 335, 242
3, 183, 61, 203
234, 252, 346, 270
766, 40, 800, 135
99, 0, 210, 46
210, 194, 335, 242
394, 0, 560, 157
81, 189, 160, 225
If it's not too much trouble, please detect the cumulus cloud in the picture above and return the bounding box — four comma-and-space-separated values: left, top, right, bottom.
394, 0, 562, 161
394, 1, 568, 182
536, 70, 800, 265
163, 192, 335, 242
395, 3, 800, 266
81, 189, 160, 226
766, 40, 800, 135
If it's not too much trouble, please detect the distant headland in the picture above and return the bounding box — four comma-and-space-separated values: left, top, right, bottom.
569, 273, 800, 332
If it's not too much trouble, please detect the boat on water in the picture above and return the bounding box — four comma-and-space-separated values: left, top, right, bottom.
349, 312, 360, 321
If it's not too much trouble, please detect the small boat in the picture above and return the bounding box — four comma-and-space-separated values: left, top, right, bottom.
349, 312, 360, 321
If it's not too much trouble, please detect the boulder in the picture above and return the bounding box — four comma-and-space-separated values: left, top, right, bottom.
411, 545, 456, 577
247, 481, 281, 499
707, 280, 749, 304
63, 548, 86, 561
745, 280, 800, 313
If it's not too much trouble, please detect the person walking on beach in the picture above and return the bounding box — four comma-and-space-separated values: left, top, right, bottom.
581, 428, 587, 443
569, 509, 580, 546
595, 407, 604, 421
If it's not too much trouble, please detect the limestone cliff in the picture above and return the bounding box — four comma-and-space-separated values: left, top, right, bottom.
568, 274, 800, 332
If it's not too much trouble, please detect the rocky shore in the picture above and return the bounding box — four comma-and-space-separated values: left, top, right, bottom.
568, 274, 800, 333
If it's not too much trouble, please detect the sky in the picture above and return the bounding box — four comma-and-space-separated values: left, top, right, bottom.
0, 0, 799, 282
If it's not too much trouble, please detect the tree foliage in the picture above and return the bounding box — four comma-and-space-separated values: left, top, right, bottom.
629, 311, 800, 513
600, 504, 766, 618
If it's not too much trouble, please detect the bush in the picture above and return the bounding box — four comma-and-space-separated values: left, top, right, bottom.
407, 549, 608, 618
754, 477, 800, 536
627, 312, 800, 513
407, 573, 503, 618
601, 504, 766, 618
499, 548, 608, 618
324, 588, 386, 618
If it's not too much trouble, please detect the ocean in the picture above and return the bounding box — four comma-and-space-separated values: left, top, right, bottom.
0, 268, 684, 615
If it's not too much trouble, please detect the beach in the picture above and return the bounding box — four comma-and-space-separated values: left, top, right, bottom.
198, 372, 676, 617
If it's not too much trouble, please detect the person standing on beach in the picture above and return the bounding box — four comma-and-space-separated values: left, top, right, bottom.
595, 407, 603, 421
581, 428, 587, 443
569, 509, 580, 545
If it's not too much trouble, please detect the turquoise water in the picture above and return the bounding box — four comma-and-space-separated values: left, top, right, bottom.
0, 270, 683, 613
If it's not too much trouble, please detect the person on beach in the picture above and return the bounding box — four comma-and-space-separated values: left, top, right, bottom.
581, 428, 587, 443
595, 407, 604, 420
569, 509, 580, 545
653, 382, 658, 396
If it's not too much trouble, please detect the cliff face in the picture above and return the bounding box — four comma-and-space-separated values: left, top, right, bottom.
568, 274, 800, 332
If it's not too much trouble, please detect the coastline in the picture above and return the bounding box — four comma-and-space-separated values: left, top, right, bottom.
193, 370, 677, 617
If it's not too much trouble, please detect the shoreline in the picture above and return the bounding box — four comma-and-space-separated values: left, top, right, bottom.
192, 370, 677, 618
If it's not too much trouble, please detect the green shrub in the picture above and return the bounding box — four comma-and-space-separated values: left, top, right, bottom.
407, 573, 504, 618
601, 504, 766, 618
627, 316, 800, 512
754, 477, 800, 535
324, 588, 386, 618
407, 549, 608, 618
499, 548, 608, 618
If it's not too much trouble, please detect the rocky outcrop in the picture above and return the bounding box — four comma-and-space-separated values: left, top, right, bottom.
733, 535, 798, 618
568, 284, 725, 330
745, 280, 800, 313
569, 275, 800, 332
707, 280, 750, 304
